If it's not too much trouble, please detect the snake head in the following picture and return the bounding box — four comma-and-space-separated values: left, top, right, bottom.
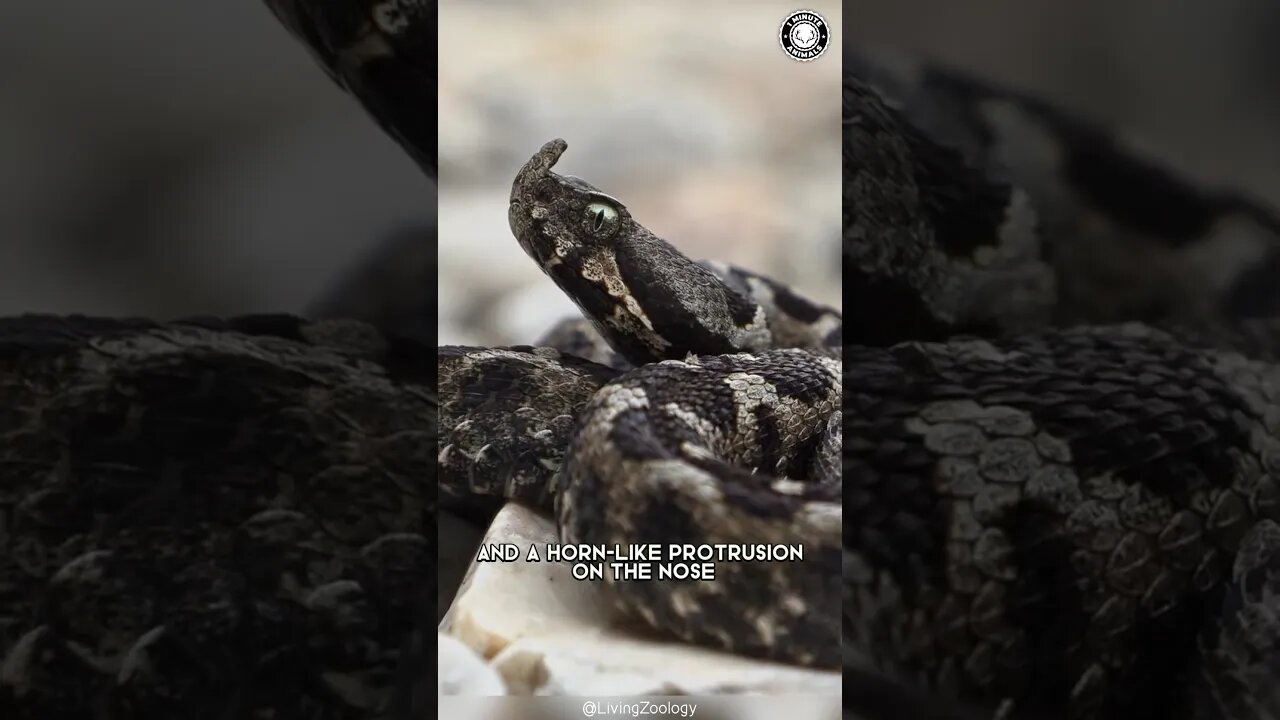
508, 138, 635, 268
506, 139, 669, 362
507, 139, 772, 365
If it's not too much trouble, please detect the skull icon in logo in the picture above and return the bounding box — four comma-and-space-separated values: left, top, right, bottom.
779, 10, 829, 61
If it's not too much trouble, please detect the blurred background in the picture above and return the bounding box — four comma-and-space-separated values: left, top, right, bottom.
0, 2, 432, 319
848, 1, 1280, 206
1, 2, 1278, 334
437, 0, 843, 347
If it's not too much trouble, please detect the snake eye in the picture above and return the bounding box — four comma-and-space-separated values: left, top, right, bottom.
585, 201, 621, 238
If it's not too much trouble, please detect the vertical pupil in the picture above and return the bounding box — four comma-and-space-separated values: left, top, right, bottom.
593, 209, 605, 231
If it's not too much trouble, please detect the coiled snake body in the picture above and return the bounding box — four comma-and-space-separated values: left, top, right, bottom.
439, 139, 845, 668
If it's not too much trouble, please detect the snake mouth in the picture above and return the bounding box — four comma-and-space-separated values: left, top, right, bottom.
510, 138, 568, 205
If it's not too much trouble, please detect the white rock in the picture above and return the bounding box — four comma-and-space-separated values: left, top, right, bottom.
437, 633, 506, 696
439, 503, 841, 696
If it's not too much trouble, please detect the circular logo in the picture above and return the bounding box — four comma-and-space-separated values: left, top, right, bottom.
779, 10, 829, 62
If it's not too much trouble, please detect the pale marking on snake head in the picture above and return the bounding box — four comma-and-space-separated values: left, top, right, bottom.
600, 305, 671, 355
579, 251, 657, 332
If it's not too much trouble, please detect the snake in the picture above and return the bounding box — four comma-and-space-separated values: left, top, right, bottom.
439, 138, 845, 669
842, 49, 1280, 720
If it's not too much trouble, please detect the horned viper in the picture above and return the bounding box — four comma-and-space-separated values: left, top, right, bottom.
438, 138, 845, 668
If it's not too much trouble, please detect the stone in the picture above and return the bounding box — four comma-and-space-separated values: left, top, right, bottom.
438, 633, 505, 696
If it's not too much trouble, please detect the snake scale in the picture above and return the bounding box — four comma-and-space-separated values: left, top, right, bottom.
4, 1, 1280, 717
